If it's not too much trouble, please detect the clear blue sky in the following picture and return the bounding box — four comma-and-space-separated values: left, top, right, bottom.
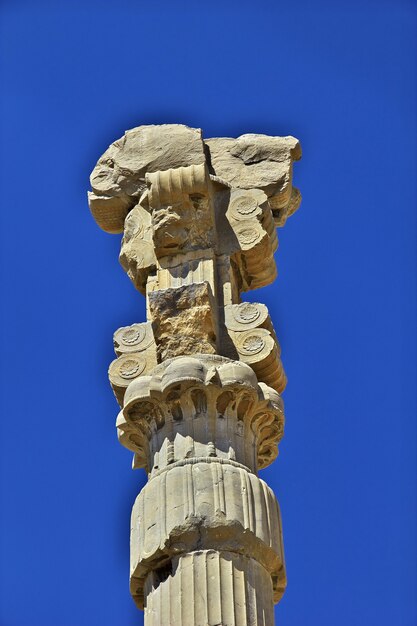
0, 1, 416, 625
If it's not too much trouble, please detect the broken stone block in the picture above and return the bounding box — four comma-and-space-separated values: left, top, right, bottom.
148, 282, 217, 360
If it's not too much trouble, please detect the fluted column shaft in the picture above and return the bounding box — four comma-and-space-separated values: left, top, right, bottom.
144, 550, 274, 626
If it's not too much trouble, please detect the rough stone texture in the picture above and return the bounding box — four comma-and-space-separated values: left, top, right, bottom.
88, 124, 301, 624
148, 283, 217, 360
206, 134, 301, 226
89, 125, 205, 233
143, 551, 276, 626
119, 204, 156, 294
147, 164, 216, 256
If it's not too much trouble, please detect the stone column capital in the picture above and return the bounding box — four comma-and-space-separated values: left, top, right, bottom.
89, 123, 301, 625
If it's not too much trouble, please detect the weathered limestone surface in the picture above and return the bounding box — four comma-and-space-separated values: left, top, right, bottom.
205, 134, 301, 226
144, 551, 276, 626
89, 125, 206, 233
148, 283, 217, 360
89, 124, 301, 624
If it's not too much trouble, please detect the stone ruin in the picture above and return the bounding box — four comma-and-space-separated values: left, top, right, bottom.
89, 124, 301, 625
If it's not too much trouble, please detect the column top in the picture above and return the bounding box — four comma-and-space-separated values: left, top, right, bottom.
88, 123, 301, 234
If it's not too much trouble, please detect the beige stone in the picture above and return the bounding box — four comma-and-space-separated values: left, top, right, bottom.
119, 204, 156, 295
130, 461, 285, 608
89, 125, 205, 233
148, 282, 217, 360
206, 133, 301, 226
118, 354, 284, 474
88, 124, 301, 624
223, 303, 286, 393
113, 322, 156, 356
142, 551, 276, 625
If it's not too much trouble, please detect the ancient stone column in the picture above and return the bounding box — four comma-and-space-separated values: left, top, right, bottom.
88, 124, 301, 625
